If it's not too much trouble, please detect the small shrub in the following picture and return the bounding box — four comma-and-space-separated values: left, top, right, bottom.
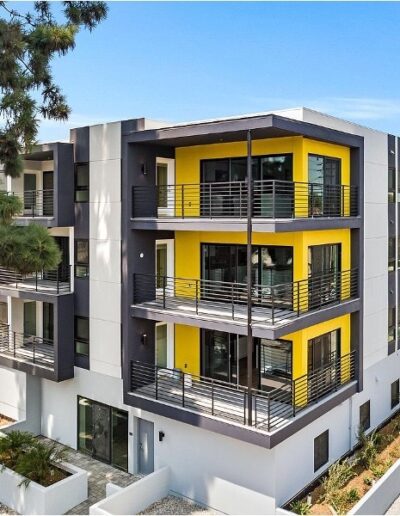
289, 500, 311, 515
363, 476, 373, 486
331, 488, 360, 514
370, 463, 385, 479
0, 192, 23, 225
356, 429, 381, 469
0, 431, 36, 469
320, 458, 355, 504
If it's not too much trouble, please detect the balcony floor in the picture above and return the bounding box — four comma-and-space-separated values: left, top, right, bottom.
133, 296, 305, 331
0, 341, 54, 370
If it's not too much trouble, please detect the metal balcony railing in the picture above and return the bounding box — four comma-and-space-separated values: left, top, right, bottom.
253, 350, 356, 431
0, 265, 71, 294
132, 180, 358, 219
0, 322, 55, 369
14, 189, 54, 218
133, 269, 358, 326
130, 351, 356, 432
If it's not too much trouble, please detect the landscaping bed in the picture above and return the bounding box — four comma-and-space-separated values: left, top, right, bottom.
0, 431, 88, 515
289, 411, 400, 515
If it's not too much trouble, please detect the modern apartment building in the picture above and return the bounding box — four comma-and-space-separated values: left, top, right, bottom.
0, 107, 396, 511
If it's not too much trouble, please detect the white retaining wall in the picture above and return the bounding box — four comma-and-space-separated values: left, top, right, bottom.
0, 462, 87, 515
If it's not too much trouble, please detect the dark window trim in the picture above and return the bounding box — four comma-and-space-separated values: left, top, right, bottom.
75, 163, 89, 203
74, 239, 89, 278
75, 316, 89, 357
359, 400, 371, 432
391, 380, 399, 409
314, 429, 329, 472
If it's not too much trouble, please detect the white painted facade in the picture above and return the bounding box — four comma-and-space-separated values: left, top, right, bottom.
0, 109, 397, 511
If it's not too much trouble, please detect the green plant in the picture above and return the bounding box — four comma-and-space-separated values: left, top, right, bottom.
356, 429, 381, 469
370, 463, 385, 479
363, 476, 373, 486
0, 431, 35, 469
330, 488, 360, 514
0, 192, 22, 224
14, 440, 68, 488
289, 500, 311, 515
320, 458, 355, 505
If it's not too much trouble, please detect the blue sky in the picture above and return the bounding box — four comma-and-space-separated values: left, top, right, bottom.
21, 1, 400, 140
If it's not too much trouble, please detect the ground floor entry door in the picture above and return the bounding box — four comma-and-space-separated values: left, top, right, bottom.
138, 418, 154, 475
78, 397, 128, 471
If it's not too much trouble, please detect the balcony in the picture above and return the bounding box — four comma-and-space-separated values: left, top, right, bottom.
14, 189, 54, 219
131, 180, 359, 232
132, 269, 359, 336
129, 351, 356, 434
0, 322, 54, 370
0, 266, 72, 296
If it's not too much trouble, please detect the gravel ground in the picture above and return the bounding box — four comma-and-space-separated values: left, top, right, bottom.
138, 495, 217, 515
0, 503, 17, 515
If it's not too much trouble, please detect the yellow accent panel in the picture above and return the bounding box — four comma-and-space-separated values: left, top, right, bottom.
175, 229, 351, 284
282, 314, 351, 380
174, 324, 200, 376
175, 136, 351, 217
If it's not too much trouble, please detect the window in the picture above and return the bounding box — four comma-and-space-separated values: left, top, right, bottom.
389, 307, 396, 342
75, 239, 89, 278
314, 430, 329, 471
391, 380, 399, 409
75, 316, 89, 357
389, 167, 396, 203
389, 238, 396, 272
359, 401, 370, 432
75, 163, 89, 202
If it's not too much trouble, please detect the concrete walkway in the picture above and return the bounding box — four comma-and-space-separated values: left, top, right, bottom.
39, 437, 141, 515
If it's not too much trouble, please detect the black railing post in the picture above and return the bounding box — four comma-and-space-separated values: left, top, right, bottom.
163, 276, 166, 309
13, 331, 16, 357
33, 339, 36, 363
209, 183, 212, 218
292, 380, 296, 417
246, 129, 253, 426
181, 184, 185, 219
231, 283, 235, 320
35, 271, 38, 291
155, 367, 159, 400
195, 279, 199, 315
271, 285, 275, 325
182, 371, 185, 407
57, 269, 60, 294
267, 394, 271, 432
272, 180, 276, 219
342, 186, 345, 217
239, 182, 242, 218
211, 380, 215, 416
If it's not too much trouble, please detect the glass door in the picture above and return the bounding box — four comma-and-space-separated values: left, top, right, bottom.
23, 302, 36, 337
309, 155, 341, 216
155, 324, 168, 368
92, 402, 111, 463
308, 244, 341, 308
111, 409, 128, 471
308, 330, 340, 400
23, 173, 37, 215
42, 171, 54, 216
43, 302, 54, 342
156, 243, 168, 290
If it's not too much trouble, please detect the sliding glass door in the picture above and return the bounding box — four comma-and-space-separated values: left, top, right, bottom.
308, 330, 340, 399
308, 244, 341, 307
78, 397, 128, 471
309, 155, 341, 216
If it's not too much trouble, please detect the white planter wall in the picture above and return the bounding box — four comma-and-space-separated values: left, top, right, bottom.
0, 461, 88, 515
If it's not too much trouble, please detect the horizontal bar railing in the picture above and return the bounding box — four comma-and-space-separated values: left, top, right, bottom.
132, 180, 358, 219
131, 361, 247, 424
12, 190, 54, 218
0, 322, 55, 369
0, 265, 72, 294
130, 352, 356, 432
133, 269, 358, 325
252, 350, 356, 431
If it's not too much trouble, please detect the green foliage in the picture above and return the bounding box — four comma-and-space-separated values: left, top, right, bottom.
356, 429, 381, 469
0, 1, 108, 176
0, 223, 61, 273
320, 458, 355, 504
363, 476, 373, 486
289, 500, 311, 515
15, 440, 68, 488
0, 431, 68, 488
0, 430, 36, 469
0, 191, 22, 224
327, 488, 360, 514
370, 462, 385, 479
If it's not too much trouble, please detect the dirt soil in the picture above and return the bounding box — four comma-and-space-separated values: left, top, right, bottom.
0, 415, 14, 428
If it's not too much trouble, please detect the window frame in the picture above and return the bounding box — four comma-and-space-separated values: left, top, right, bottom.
391, 380, 399, 409
314, 430, 329, 472
74, 316, 89, 357
74, 239, 89, 278
389, 306, 396, 343
75, 163, 89, 202
359, 400, 371, 432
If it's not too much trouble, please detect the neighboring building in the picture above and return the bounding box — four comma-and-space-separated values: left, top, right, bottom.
0, 108, 396, 511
